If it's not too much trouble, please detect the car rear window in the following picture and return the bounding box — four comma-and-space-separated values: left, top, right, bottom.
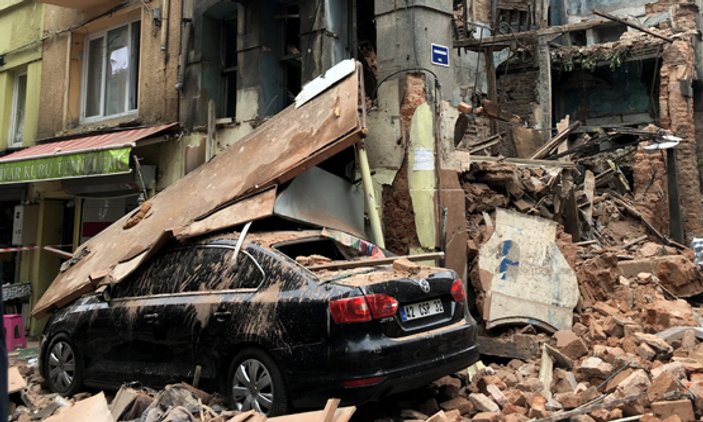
274, 238, 369, 266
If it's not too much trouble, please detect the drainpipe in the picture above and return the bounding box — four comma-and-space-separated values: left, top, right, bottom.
175, 19, 191, 91
357, 142, 385, 249
160, 0, 170, 52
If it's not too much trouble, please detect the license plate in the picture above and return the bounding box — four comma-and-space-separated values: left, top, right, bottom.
401, 299, 444, 321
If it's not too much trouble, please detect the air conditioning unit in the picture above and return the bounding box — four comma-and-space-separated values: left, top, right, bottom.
12, 205, 38, 246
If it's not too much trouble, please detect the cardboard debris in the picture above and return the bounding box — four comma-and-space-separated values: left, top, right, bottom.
44, 392, 112, 422
8, 366, 26, 394
478, 209, 579, 332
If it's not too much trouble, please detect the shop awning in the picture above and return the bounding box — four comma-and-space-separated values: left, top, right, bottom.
0, 123, 177, 185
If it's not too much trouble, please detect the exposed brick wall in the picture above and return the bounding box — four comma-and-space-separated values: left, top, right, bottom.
496, 70, 539, 127
659, 37, 703, 240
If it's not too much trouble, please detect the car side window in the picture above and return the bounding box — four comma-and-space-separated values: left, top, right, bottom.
178, 246, 264, 292
111, 249, 189, 298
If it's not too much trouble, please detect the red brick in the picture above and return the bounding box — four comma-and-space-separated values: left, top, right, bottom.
648, 372, 681, 402
651, 399, 695, 421
554, 330, 589, 360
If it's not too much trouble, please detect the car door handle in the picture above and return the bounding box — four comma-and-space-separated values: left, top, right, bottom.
214, 311, 231, 321
144, 313, 159, 323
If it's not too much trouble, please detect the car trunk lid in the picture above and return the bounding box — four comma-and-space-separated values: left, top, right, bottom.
321, 266, 465, 337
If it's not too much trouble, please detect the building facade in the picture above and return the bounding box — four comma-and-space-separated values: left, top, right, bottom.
0, 0, 496, 333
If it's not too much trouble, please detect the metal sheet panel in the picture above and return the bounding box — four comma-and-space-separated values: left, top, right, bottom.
33, 64, 363, 317
273, 167, 366, 239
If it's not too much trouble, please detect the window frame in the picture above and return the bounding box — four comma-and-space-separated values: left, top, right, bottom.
80, 19, 141, 124
8, 70, 28, 148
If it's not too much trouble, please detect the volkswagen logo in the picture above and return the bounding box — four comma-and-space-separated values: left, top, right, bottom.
417, 279, 431, 293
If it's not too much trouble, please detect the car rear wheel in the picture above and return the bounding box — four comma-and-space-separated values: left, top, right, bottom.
44, 334, 83, 397
228, 348, 288, 416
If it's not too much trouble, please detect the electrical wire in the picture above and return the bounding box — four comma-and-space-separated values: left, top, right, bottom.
373, 67, 441, 99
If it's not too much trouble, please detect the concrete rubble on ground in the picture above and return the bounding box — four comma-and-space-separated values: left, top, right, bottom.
8, 359, 355, 422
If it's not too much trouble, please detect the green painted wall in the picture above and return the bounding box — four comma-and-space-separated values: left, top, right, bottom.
0, 0, 43, 149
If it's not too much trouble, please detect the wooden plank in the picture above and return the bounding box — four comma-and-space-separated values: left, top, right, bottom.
333, 407, 357, 422
321, 398, 340, 422
226, 411, 257, 422
454, 150, 577, 169
109, 386, 140, 420
307, 252, 445, 271
268, 406, 356, 422
8, 367, 26, 394
454, 19, 607, 49
530, 121, 582, 159
593, 9, 673, 43
538, 345, 554, 400
33, 63, 364, 318
45, 392, 112, 422
173, 188, 277, 240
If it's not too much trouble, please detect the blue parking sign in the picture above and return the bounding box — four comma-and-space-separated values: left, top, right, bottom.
431, 44, 449, 67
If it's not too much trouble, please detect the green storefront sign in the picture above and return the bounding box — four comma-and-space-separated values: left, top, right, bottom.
0, 147, 132, 184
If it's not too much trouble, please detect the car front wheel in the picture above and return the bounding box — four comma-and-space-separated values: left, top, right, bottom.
228, 348, 288, 416
44, 334, 83, 397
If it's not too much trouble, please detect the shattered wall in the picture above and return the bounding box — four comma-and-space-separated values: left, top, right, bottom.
658, 4, 703, 240
633, 143, 669, 235
497, 69, 539, 127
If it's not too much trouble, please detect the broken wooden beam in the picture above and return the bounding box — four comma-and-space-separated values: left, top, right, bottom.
530, 121, 582, 160
593, 10, 673, 43
307, 252, 445, 271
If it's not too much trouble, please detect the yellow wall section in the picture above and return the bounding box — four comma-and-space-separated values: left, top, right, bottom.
407, 102, 437, 251
0, 1, 43, 149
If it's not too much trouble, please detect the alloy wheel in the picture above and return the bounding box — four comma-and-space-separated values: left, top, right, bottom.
231, 358, 275, 414
47, 340, 76, 393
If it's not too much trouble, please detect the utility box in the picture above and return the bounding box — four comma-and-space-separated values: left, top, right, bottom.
12, 205, 38, 246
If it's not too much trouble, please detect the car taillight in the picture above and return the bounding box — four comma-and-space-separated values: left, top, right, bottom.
451, 279, 466, 302
329, 296, 372, 324
329, 294, 398, 324
366, 294, 399, 319
343, 376, 386, 388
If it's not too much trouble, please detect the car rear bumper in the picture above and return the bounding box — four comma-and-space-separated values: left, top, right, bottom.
282, 319, 479, 408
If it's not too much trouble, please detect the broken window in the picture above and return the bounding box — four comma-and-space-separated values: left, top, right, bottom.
178, 247, 263, 292
274, 238, 365, 263
355, 0, 377, 99
202, 3, 239, 119
112, 249, 187, 298
82, 21, 141, 121
112, 246, 264, 298
280, 3, 301, 106
553, 59, 660, 126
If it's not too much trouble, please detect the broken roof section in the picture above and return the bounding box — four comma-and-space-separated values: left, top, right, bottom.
33, 59, 365, 317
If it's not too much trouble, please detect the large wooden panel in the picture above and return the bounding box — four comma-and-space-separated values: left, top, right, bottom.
33, 65, 363, 317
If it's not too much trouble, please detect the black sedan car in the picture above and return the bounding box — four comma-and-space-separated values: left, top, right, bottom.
39, 229, 479, 415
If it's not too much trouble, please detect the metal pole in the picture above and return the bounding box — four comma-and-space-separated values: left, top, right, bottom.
357, 142, 385, 248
